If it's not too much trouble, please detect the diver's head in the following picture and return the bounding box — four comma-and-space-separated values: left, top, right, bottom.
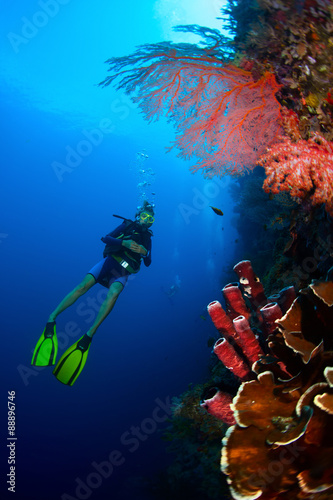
136, 200, 155, 226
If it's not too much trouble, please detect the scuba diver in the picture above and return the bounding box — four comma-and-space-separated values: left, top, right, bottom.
163, 275, 181, 302
31, 201, 155, 386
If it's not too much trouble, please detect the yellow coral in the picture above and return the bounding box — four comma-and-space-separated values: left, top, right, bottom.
305, 93, 320, 108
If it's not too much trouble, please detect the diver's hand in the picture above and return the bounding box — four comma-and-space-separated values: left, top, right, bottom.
137, 245, 147, 256
122, 240, 147, 255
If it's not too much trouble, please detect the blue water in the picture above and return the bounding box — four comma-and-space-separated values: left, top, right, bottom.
1, 1, 237, 498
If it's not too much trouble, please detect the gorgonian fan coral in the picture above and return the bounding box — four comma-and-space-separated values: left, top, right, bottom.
100, 26, 282, 178
258, 133, 333, 216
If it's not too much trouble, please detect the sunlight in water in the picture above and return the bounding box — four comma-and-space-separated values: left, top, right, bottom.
153, 0, 228, 43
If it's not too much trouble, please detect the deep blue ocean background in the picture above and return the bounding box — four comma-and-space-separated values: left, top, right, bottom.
1, 1, 240, 498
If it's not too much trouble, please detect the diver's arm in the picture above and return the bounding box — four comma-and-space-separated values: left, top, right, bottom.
101, 235, 122, 248
143, 239, 152, 266
101, 223, 126, 248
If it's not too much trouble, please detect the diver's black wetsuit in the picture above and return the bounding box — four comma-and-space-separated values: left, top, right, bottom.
88, 221, 152, 288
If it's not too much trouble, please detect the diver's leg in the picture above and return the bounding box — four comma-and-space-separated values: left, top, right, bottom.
48, 274, 96, 322
86, 281, 124, 337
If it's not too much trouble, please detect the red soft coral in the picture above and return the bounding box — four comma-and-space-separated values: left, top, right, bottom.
258, 133, 333, 216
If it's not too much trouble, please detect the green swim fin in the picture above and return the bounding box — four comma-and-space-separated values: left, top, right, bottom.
53, 334, 92, 386
31, 321, 58, 366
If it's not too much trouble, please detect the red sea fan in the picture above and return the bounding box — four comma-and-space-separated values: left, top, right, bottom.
100, 31, 282, 177
173, 68, 282, 177
258, 133, 333, 216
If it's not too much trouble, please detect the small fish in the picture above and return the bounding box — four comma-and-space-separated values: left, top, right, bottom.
200, 315, 207, 321
269, 215, 287, 229
207, 336, 216, 348
210, 206, 223, 216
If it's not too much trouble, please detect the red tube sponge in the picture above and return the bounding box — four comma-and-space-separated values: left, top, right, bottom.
233, 315, 264, 367
233, 260, 267, 312
277, 285, 297, 313
207, 300, 238, 343
200, 388, 236, 425
260, 302, 283, 336
222, 283, 251, 320
213, 338, 251, 380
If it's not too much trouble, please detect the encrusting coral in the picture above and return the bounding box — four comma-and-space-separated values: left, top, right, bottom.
203, 260, 333, 499
228, 0, 333, 139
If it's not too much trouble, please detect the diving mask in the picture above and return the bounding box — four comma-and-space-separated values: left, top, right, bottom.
140, 212, 155, 223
